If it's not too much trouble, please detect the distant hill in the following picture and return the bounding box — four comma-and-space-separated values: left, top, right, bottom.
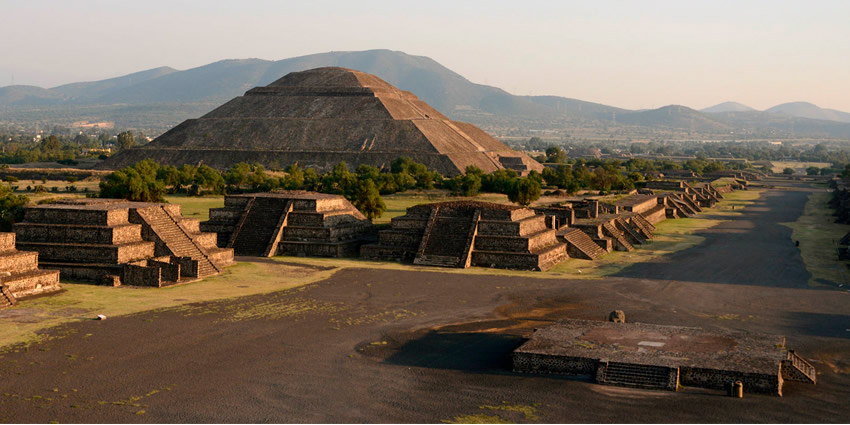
617, 105, 730, 132
2, 49, 850, 139
765, 101, 850, 123
701, 101, 756, 113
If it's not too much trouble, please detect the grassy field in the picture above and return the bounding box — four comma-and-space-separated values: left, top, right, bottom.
11, 178, 101, 204
783, 190, 850, 288
769, 161, 831, 174
164, 194, 225, 222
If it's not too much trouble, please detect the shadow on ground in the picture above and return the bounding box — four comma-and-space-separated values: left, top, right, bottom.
382, 330, 524, 372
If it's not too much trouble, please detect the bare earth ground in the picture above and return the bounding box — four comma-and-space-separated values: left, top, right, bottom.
1, 188, 850, 423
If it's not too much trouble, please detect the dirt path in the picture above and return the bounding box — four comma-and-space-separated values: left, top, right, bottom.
1, 188, 849, 423
615, 189, 814, 287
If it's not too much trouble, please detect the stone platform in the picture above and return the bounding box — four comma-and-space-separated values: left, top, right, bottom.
200, 191, 375, 257
0, 232, 61, 309
361, 201, 567, 271
14, 199, 233, 287
513, 319, 816, 395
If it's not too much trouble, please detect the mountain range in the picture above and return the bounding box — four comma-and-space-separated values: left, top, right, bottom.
2, 49, 850, 139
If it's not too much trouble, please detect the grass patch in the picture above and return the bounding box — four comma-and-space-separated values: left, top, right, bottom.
443, 414, 511, 424
164, 194, 225, 222
0, 261, 338, 349
769, 161, 831, 174
782, 191, 850, 288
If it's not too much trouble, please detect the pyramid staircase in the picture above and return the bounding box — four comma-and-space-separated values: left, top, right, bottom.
135, 206, 221, 278
602, 222, 634, 251
230, 197, 291, 256
626, 213, 655, 239
596, 361, 678, 391
414, 207, 479, 268
615, 217, 646, 245
558, 228, 607, 260
1, 285, 18, 309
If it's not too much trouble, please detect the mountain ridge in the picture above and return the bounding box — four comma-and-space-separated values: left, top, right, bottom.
1, 49, 849, 138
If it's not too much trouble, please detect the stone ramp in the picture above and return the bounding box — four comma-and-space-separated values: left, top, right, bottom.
230, 197, 290, 256
558, 228, 606, 260
135, 206, 220, 278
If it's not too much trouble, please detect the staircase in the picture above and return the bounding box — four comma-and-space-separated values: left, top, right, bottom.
783, 351, 817, 384
603, 222, 634, 251
628, 213, 655, 238
414, 209, 477, 268
616, 218, 646, 245
597, 361, 677, 391
559, 228, 606, 260
140, 207, 219, 278
231, 198, 290, 256
0, 284, 17, 309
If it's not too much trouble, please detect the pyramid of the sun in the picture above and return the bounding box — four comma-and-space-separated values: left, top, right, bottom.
99, 67, 543, 176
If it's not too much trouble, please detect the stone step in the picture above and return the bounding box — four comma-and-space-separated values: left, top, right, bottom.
2, 269, 62, 299
601, 362, 675, 390
414, 254, 461, 268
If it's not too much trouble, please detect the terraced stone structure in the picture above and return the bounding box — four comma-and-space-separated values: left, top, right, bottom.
99, 67, 543, 176
0, 233, 61, 309
14, 199, 233, 287
361, 201, 567, 271
513, 319, 816, 396
200, 191, 374, 257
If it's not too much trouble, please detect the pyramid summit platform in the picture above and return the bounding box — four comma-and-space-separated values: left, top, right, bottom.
100, 67, 542, 176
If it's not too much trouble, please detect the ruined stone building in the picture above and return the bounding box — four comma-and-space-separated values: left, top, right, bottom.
0, 233, 61, 309
200, 191, 375, 257
14, 199, 233, 287
361, 201, 567, 271
513, 319, 816, 396
99, 67, 543, 176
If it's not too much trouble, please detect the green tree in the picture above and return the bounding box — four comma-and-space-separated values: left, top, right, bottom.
350, 179, 386, 220
507, 177, 541, 206
783, 168, 795, 175
0, 183, 28, 231
99, 159, 166, 202
116, 131, 136, 151
806, 166, 820, 176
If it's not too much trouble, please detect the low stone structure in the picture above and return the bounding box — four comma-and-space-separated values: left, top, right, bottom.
0, 233, 61, 309
361, 201, 567, 271
200, 191, 375, 257
513, 319, 816, 396
14, 199, 233, 287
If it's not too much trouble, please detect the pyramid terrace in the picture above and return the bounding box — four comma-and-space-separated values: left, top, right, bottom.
14, 199, 233, 287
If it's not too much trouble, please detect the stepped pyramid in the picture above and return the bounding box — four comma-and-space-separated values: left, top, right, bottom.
14, 199, 233, 287
98, 67, 543, 176
200, 191, 375, 257
361, 201, 567, 271
0, 233, 61, 309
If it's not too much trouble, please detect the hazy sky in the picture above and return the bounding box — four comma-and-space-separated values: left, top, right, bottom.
2, 0, 849, 111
